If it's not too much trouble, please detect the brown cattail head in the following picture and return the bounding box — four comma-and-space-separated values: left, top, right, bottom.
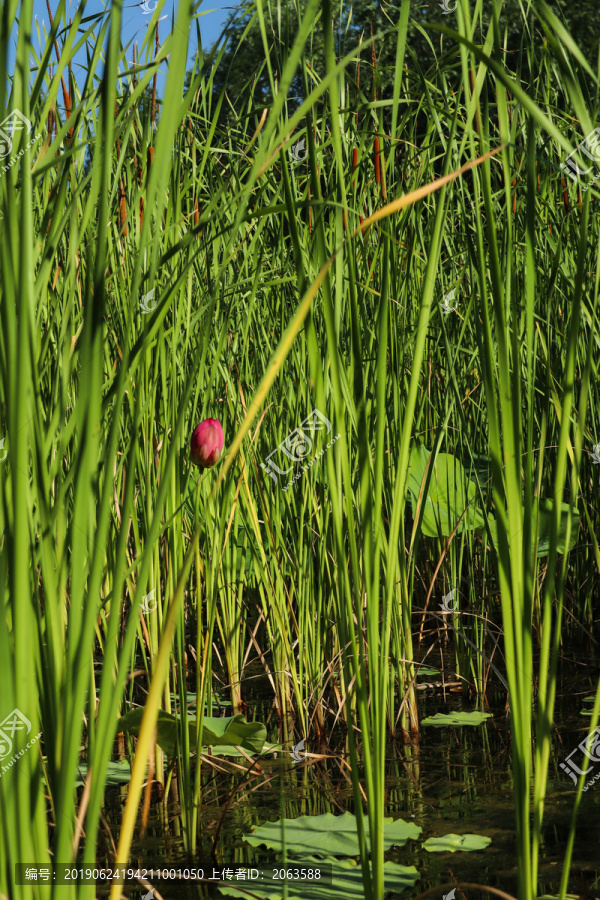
511, 177, 517, 214
118, 185, 128, 236
374, 135, 381, 185
47, 103, 55, 137
46, 0, 71, 144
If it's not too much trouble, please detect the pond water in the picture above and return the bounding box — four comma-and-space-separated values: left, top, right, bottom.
97, 655, 600, 899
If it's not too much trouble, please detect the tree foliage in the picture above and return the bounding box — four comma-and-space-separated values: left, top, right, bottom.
195, 0, 599, 125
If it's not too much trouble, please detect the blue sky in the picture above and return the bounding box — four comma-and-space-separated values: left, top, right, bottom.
24, 0, 238, 102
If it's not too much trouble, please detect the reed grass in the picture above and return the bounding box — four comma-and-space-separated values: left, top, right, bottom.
1, 0, 600, 898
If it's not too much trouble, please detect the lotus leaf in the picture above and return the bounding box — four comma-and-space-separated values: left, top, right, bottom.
218, 856, 419, 900
75, 760, 131, 787
422, 833, 492, 852
421, 712, 492, 727
117, 708, 266, 757
243, 812, 421, 856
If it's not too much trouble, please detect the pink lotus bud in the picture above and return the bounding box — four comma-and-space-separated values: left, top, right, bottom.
190, 418, 224, 469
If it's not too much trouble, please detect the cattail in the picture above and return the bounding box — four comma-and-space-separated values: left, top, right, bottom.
118, 185, 128, 236
47, 104, 55, 138
194, 198, 199, 226
374, 136, 381, 185
511, 177, 517, 214
46, 0, 71, 143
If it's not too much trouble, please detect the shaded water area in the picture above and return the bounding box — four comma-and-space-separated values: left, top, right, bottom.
96, 653, 600, 899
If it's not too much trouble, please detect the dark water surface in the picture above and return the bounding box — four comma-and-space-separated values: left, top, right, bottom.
96, 653, 600, 899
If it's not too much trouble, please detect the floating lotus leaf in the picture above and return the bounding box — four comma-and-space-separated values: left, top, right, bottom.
532, 499, 579, 556
417, 666, 441, 676
208, 742, 282, 757
581, 696, 595, 716
421, 711, 492, 727
243, 812, 421, 856
536, 895, 578, 900
75, 760, 131, 787
407, 445, 486, 536
169, 692, 232, 709
217, 856, 420, 900
422, 833, 492, 852
117, 708, 266, 757
407, 446, 578, 557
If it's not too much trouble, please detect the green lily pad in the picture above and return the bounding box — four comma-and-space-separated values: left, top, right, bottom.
423, 833, 492, 852
581, 697, 595, 716
117, 708, 266, 757
407, 445, 486, 536
421, 712, 492, 727
243, 812, 421, 856
169, 692, 232, 709
75, 760, 131, 787
417, 666, 441, 676
408, 445, 578, 558
217, 856, 420, 900
537, 895, 579, 900
533, 499, 579, 556
208, 742, 282, 757
474, 495, 578, 558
